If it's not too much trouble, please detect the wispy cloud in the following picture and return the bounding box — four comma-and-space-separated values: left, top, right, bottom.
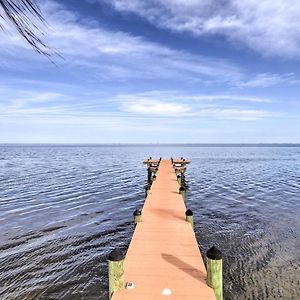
0, 85, 276, 121
105, 0, 300, 59
238, 73, 300, 88
2, 1, 298, 88
0, 1, 242, 84
196, 108, 275, 121
114, 91, 273, 104
114, 91, 276, 120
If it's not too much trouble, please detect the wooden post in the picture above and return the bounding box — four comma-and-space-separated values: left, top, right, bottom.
206, 246, 223, 300
180, 173, 185, 186
147, 167, 152, 183
179, 186, 186, 199
177, 174, 181, 184
133, 209, 142, 225
108, 248, 125, 299
185, 209, 194, 229
145, 184, 151, 197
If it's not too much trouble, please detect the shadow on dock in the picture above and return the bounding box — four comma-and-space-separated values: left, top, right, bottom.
161, 253, 206, 281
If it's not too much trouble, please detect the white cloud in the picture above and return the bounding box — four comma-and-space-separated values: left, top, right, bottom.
105, 0, 300, 59
114, 91, 275, 120
122, 100, 190, 116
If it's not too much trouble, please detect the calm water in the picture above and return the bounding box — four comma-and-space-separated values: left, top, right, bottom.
0, 145, 299, 300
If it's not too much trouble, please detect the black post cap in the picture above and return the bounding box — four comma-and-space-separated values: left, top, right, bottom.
153, 174, 156, 178
206, 246, 222, 260
181, 157, 183, 159
109, 248, 125, 261
133, 209, 141, 216
185, 209, 193, 216
149, 156, 152, 159
177, 174, 181, 178
179, 186, 185, 192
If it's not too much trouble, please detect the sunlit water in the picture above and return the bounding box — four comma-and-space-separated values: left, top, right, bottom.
0, 145, 299, 300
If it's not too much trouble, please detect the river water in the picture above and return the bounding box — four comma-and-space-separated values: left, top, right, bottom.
0, 145, 299, 299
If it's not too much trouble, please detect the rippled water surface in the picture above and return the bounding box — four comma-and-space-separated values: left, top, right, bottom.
0, 145, 299, 300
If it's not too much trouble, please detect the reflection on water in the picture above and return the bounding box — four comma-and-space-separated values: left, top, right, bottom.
0, 145, 299, 299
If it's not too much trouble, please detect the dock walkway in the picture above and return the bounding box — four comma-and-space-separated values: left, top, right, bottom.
112, 159, 216, 300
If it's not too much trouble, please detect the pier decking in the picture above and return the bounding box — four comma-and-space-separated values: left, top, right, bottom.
111, 159, 216, 299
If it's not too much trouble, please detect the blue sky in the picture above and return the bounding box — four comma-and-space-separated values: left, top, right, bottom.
0, 0, 300, 143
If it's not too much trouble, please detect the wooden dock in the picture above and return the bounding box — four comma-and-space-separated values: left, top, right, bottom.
111, 159, 217, 300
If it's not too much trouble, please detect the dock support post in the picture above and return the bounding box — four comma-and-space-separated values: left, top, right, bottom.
206, 246, 223, 300
145, 184, 151, 197
133, 209, 142, 225
108, 249, 125, 299
185, 209, 194, 229
147, 167, 152, 183
179, 186, 186, 199
180, 172, 185, 186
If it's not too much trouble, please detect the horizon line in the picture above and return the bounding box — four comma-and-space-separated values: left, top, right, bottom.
1, 143, 300, 147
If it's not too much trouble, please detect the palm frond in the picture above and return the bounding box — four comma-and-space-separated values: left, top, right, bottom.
0, 0, 52, 56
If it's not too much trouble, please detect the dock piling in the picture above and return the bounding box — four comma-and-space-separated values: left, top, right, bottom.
144, 184, 151, 196
147, 167, 152, 183
179, 186, 186, 199
108, 249, 125, 299
180, 173, 185, 186
185, 209, 194, 229
206, 246, 223, 300
133, 209, 142, 225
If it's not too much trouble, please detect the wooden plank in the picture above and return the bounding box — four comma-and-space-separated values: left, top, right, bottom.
112, 159, 215, 300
